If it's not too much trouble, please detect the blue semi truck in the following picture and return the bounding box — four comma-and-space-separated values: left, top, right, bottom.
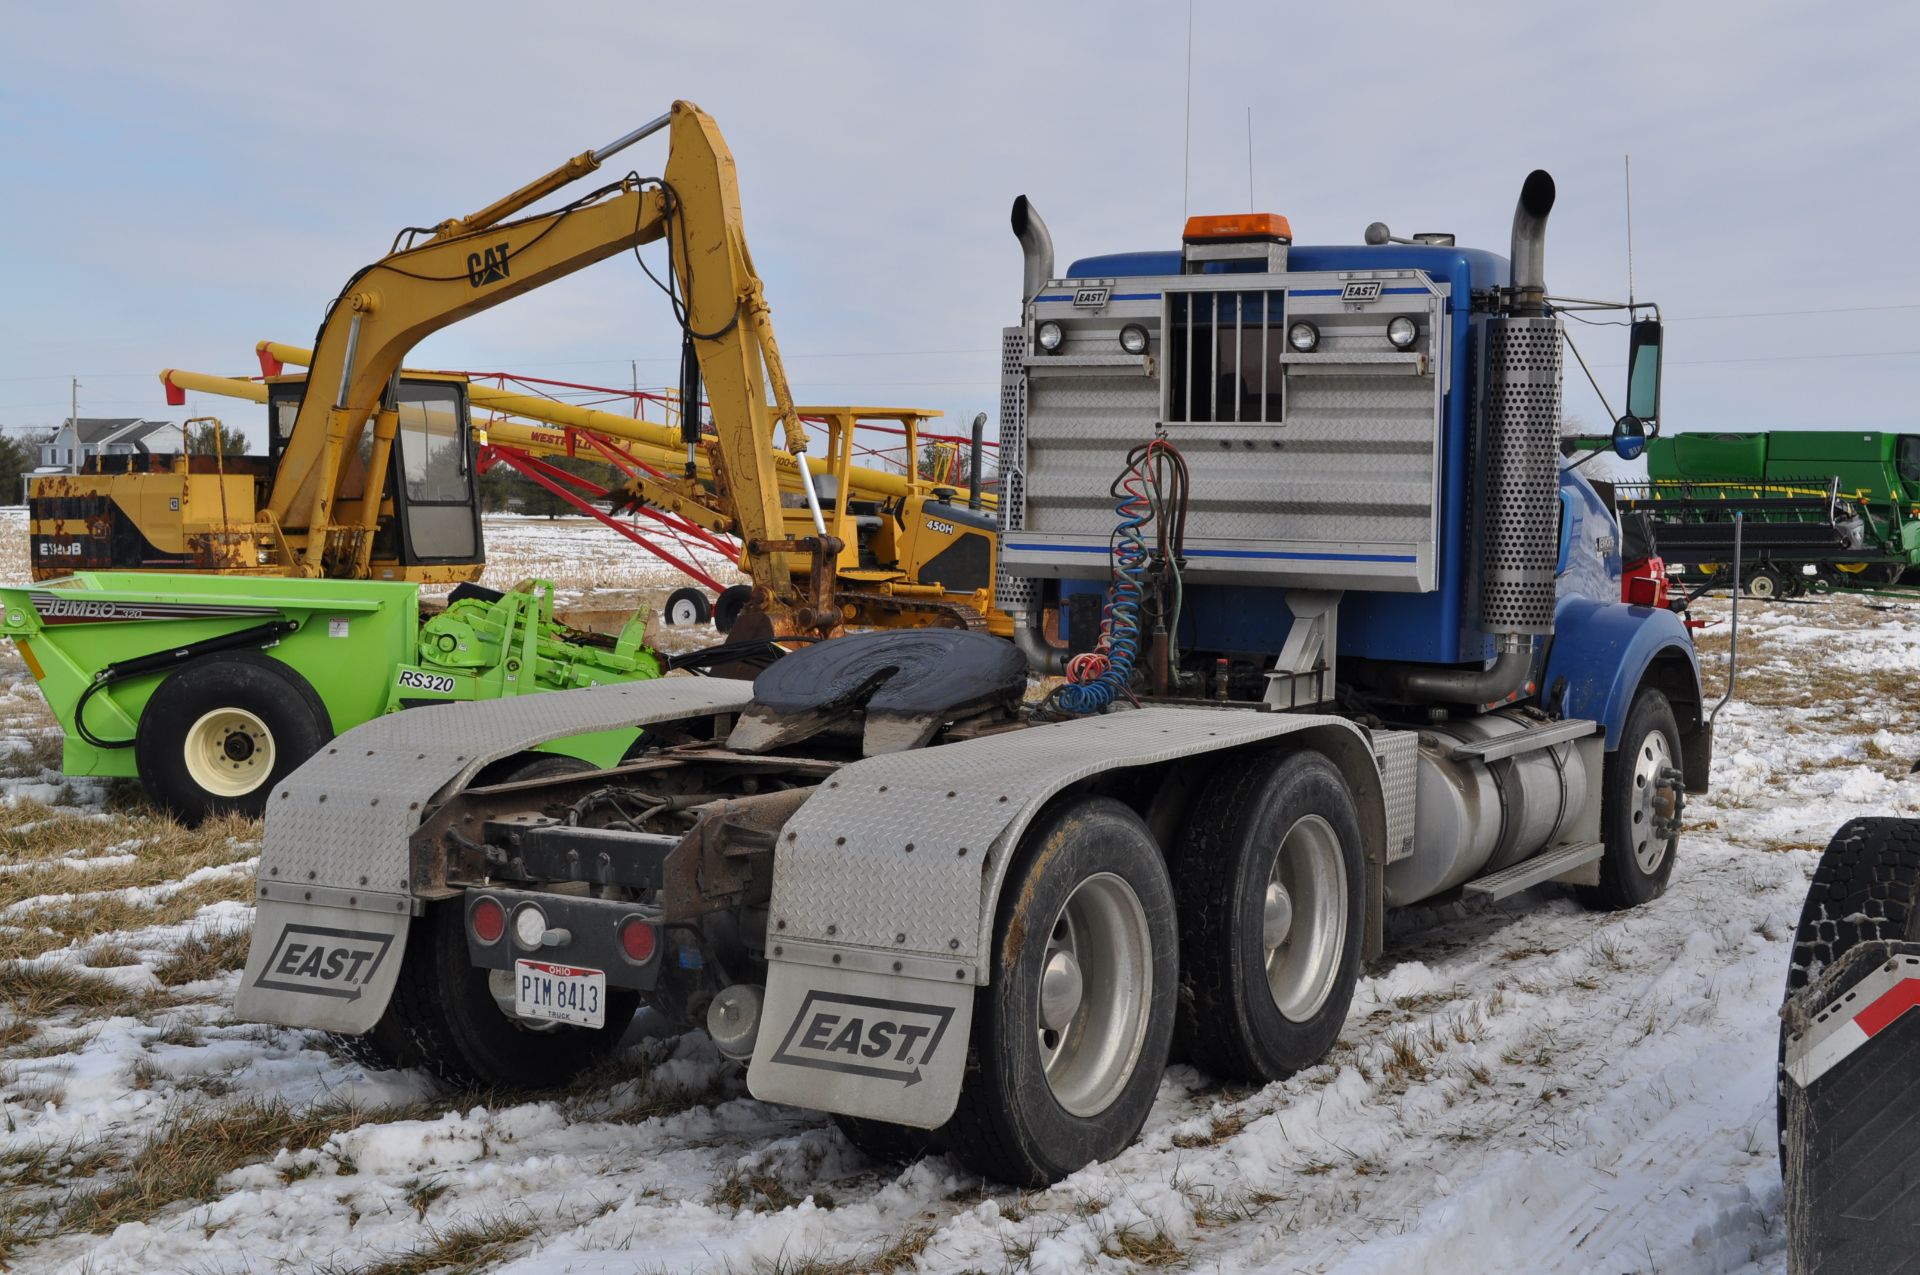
240, 166, 1711, 1186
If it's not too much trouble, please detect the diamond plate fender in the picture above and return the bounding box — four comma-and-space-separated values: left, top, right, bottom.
753, 708, 1405, 1124
237, 678, 755, 1034
768, 708, 1401, 976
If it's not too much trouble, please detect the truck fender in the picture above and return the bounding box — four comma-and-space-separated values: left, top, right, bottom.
1541, 596, 1705, 780
749, 708, 1411, 1128
235, 677, 756, 1034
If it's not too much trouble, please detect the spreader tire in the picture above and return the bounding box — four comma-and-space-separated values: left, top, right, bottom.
940, 795, 1177, 1186
134, 651, 332, 824
712, 584, 752, 634
664, 587, 712, 627
1172, 748, 1365, 1083
1577, 688, 1682, 911
376, 900, 639, 1091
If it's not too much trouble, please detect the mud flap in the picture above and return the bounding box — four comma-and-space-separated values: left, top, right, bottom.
1781, 939, 1920, 1273
747, 960, 972, 1129
235, 899, 410, 1034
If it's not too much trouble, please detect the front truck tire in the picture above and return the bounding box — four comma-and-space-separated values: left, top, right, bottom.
940, 795, 1178, 1186
134, 650, 333, 824
1173, 749, 1365, 1082
371, 900, 640, 1090
1576, 687, 1682, 911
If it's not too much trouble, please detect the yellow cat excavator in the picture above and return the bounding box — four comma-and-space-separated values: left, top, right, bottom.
31, 102, 1000, 638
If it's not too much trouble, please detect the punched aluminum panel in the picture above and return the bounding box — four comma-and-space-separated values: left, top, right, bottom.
1005, 269, 1448, 593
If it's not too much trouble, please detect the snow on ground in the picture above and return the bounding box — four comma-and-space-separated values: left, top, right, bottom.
0, 517, 1916, 1272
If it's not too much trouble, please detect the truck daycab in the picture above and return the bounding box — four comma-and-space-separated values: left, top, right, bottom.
239, 168, 1711, 1188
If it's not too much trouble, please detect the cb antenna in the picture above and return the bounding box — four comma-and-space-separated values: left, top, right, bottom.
1624, 153, 1636, 308
1182, 0, 1194, 218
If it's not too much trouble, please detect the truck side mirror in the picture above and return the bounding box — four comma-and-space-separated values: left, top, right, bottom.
1624, 319, 1662, 435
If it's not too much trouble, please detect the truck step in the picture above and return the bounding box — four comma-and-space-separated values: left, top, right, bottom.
1463, 840, 1604, 901
1443, 718, 1596, 763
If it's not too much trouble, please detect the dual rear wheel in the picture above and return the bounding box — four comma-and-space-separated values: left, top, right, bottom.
932, 751, 1368, 1184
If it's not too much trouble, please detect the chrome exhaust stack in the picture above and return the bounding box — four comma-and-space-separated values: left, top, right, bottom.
1012, 196, 1055, 304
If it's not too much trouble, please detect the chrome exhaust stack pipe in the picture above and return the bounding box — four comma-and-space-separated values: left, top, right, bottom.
1012, 196, 1055, 304
1507, 169, 1555, 317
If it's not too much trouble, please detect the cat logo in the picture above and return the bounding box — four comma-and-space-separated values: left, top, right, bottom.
251, 923, 396, 1001
466, 241, 512, 288
771, 990, 955, 1086
1341, 280, 1384, 302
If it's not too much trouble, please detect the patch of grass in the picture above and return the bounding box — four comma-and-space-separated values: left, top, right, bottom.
1169, 1112, 1245, 1149
709, 1168, 803, 1214
1103, 1221, 1186, 1267
61, 1099, 382, 1234
0, 1019, 36, 1051
315, 1214, 539, 1275
404, 1176, 451, 1219
739, 1227, 935, 1275
0, 875, 253, 963
0, 734, 63, 780
154, 926, 251, 986
0, 962, 174, 1021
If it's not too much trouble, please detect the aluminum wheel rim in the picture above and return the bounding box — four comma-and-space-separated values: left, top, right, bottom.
182, 708, 273, 798
1629, 728, 1676, 873
1036, 871, 1153, 1118
1265, 814, 1348, 1023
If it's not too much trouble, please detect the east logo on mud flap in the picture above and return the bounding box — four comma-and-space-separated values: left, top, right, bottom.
771, 990, 955, 1087
252, 924, 395, 1001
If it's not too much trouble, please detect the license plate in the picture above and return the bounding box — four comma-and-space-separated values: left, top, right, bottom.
514, 959, 606, 1028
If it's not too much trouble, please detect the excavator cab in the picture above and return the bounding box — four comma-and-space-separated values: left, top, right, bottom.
265, 372, 484, 574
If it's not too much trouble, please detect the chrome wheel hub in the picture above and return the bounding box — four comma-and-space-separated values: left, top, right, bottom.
1265, 815, 1348, 1023
1629, 729, 1677, 874
1036, 872, 1152, 1117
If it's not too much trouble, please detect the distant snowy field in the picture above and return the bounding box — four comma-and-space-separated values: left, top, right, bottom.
0, 508, 1916, 1274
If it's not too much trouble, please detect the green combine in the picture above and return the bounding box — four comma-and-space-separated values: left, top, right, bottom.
0, 573, 665, 821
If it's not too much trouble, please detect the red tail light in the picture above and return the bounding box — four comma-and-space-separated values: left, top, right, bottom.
471, 896, 506, 944
619, 916, 657, 963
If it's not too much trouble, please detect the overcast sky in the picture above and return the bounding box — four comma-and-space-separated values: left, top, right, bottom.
1, 3, 1915, 449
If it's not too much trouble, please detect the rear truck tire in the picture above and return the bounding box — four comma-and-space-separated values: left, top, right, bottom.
1778, 818, 1920, 1168
831, 1113, 936, 1166
377, 899, 640, 1090
471, 752, 595, 787
1172, 749, 1365, 1083
1576, 687, 1682, 912
940, 795, 1177, 1186
664, 587, 712, 627
712, 584, 752, 634
1746, 566, 1784, 600
133, 650, 332, 824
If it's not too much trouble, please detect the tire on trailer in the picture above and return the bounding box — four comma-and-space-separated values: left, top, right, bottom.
663, 587, 713, 627
711, 584, 753, 635
470, 752, 596, 788
1576, 687, 1683, 912
1746, 566, 1784, 600
1777, 818, 1920, 1161
133, 650, 333, 824
940, 794, 1177, 1186
1172, 748, 1365, 1083
376, 899, 640, 1090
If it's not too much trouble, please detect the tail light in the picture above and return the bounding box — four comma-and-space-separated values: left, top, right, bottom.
619, 916, 657, 964
470, 896, 506, 944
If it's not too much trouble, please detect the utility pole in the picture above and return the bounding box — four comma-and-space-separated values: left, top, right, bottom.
69, 376, 79, 473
